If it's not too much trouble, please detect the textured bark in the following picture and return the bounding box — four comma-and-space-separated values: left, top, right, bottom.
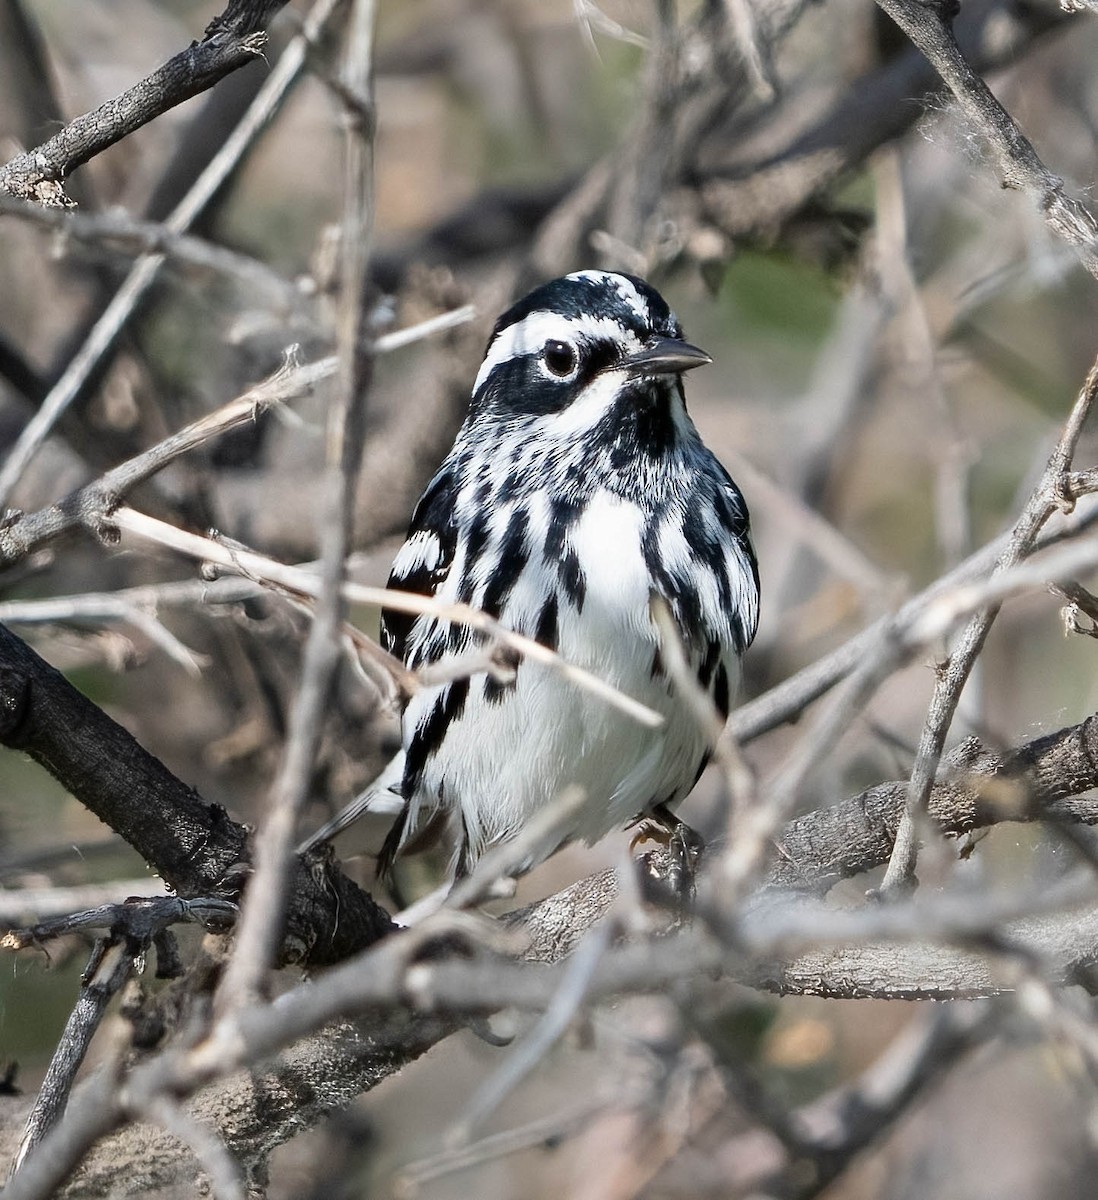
0, 1, 292, 204
0, 623, 395, 966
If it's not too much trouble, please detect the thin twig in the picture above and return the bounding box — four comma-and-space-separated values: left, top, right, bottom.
214, 0, 379, 1015
730, 494, 1098, 743
0, 349, 329, 564
0, 0, 344, 510
0, 881, 166, 926
0, 303, 474, 567
395, 1096, 614, 1194
875, 0, 1098, 279
881, 352, 1098, 895
454, 920, 615, 1141
9, 939, 133, 1176
0, 194, 303, 307
112, 508, 665, 728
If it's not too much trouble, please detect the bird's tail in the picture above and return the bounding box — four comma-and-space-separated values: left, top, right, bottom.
296, 751, 405, 855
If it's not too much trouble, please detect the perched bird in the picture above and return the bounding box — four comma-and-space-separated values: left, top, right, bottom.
302, 270, 759, 884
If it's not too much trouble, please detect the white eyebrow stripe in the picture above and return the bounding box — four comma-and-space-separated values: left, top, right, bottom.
473, 312, 642, 393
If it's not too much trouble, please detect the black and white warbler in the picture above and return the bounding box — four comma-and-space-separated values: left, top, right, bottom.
303, 271, 760, 883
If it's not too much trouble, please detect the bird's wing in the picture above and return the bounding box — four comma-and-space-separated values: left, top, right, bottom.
381, 463, 459, 665
297, 466, 459, 858
711, 461, 760, 653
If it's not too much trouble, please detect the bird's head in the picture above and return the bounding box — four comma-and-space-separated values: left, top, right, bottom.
468, 271, 710, 457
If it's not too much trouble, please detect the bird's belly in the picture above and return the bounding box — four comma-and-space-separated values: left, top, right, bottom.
413, 631, 707, 862
409, 491, 727, 864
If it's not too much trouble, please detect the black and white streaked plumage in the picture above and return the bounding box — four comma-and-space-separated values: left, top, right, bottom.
304, 270, 759, 882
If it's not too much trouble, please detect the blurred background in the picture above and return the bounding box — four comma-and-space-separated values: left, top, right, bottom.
3, 0, 1098, 1196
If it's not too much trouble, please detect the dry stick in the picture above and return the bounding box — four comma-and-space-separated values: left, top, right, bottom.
1, 896, 236, 952
0, 597, 206, 675
0, 0, 343, 511
719, 620, 912, 914
0, 194, 301, 306
719, 1003, 995, 1196
455, 920, 616, 1143
0, 304, 472, 568
0, 914, 1018, 1200
8, 702, 1098, 1190
0, 1, 291, 200
877, 146, 979, 889
0, 351, 331, 564
8, 939, 134, 1178
8, 721, 1098, 1196
396, 1098, 616, 1195
214, 0, 378, 1015
730, 491, 1098, 743
717, 506, 1098, 914
875, 0, 1098, 280
6, 895, 237, 1180
0, 577, 265, 626
112, 508, 664, 729
0, 619, 396, 974
880, 354, 1098, 895
0, 880, 164, 926
112, 494, 1098, 760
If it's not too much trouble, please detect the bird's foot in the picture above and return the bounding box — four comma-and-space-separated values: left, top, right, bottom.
632, 803, 704, 908
666, 820, 704, 904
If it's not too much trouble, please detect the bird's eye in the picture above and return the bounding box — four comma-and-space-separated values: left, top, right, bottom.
543, 340, 577, 377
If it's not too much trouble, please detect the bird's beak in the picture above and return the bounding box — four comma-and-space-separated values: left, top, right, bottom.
624, 337, 712, 377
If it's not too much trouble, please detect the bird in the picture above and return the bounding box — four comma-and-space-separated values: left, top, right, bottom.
301, 270, 759, 888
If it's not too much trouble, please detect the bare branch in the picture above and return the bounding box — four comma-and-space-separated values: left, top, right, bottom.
882, 351, 1098, 895
0, 194, 303, 304
0, 0, 344, 511
0, 622, 395, 966
731, 496, 1098, 743
0, 351, 331, 564
0, 3, 286, 204
113, 508, 666, 729
875, 0, 1098, 278
215, 0, 379, 1013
